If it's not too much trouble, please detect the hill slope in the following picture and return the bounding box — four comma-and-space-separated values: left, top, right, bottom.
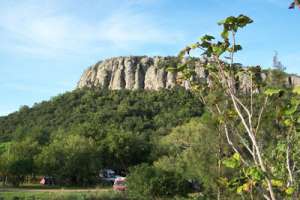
0, 88, 203, 143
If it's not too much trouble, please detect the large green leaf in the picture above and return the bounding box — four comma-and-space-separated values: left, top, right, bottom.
223, 153, 241, 169
246, 167, 264, 181
291, 97, 300, 106
236, 185, 243, 194
227, 45, 242, 53
285, 187, 295, 195
222, 158, 239, 169
284, 104, 298, 115
200, 35, 215, 41
233, 153, 241, 161
237, 15, 253, 27
284, 119, 293, 127
264, 88, 282, 96
225, 16, 236, 24
271, 179, 284, 187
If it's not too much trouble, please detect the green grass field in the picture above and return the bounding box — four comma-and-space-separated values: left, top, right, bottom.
0, 184, 199, 200
0, 184, 127, 200
0, 190, 128, 200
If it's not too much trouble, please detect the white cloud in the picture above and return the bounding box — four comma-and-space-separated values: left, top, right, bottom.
0, 0, 184, 58
98, 11, 183, 45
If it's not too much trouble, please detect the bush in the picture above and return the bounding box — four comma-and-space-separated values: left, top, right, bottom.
126, 164, 191, 200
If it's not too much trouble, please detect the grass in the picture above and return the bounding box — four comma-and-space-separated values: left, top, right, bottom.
0, 183, 125, 200
0, 190, 128, 200
0, 184, 200, 200
0, 184, 111, 190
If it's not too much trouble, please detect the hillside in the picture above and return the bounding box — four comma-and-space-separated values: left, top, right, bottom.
0, 88, 203, 143
0, 88, 203, 185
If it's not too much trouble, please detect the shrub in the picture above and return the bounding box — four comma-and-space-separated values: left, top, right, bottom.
126, 164, 191, 200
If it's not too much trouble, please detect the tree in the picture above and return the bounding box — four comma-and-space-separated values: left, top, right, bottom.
35, 134, 99, 185
272, 51, 286, 71
174, 15, 300, 200
101, 130, 150, 172
126, 164, 191, 200
268, 51, 287, 88
155, 116, 220, 197
0, 139, 39, 186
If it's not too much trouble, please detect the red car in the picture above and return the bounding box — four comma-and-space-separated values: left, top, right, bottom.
113, 177, 127, 191
40, 176, 55, 185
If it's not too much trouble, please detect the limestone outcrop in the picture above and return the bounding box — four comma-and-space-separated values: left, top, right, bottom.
77, 56, 195, 90
77, 56, 300, 91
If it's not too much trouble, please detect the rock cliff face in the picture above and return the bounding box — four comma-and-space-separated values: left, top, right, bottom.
77, 56, 196, 90
77, 56, 300, 90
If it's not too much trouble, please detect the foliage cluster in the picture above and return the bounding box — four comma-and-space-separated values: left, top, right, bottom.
126, 164, 191, 200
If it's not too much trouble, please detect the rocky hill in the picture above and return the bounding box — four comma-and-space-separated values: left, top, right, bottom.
77, 56, 193, 90
77, 56, 300, 91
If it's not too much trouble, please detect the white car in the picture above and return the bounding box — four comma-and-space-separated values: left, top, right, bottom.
99, 169, 121, 184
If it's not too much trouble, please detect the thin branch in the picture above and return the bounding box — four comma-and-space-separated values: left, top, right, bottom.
286, 143, 293, 187
232, 94, 252, 129
250, 73, 253, 116
216, 104, 248, 165
286, 126, 295, 187
255, 96, 269, 134
234, 130, 255, 158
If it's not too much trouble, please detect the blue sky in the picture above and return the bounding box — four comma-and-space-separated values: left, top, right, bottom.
0, 0, 299, 116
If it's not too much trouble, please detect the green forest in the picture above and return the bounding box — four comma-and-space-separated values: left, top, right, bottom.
0, 88, 204, 187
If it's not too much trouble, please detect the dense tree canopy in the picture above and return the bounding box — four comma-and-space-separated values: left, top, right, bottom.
0, 87, 203, 186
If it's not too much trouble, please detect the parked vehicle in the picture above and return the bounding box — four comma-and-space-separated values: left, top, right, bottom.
188, 179, 202, 192
40, 176, 55, 185
113, 177, 127, 191
99, 169, 120, 184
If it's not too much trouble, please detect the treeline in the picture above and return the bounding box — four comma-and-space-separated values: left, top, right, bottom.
0, 88, 203, 186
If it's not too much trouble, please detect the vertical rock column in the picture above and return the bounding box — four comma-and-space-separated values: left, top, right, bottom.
109, 58, 126, 90
124, 57, 137, 90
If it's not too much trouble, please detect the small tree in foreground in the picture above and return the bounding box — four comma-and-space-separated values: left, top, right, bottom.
172, 15, 300, 200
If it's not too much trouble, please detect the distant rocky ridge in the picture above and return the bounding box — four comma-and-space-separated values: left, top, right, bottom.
77, 56, 300, 91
